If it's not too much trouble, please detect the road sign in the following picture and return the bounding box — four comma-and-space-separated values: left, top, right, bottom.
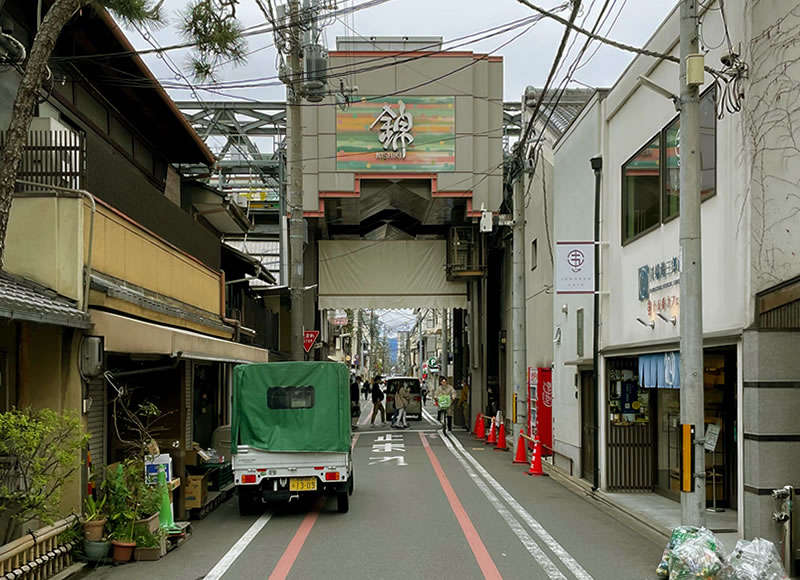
303, 330, 320, 353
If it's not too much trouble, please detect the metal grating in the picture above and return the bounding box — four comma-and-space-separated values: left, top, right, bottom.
607, 423, 653, 491
87, 377, 107, 477
759, 300, 800, 329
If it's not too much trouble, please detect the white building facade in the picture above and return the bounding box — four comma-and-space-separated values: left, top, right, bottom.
552, 0, 800, 545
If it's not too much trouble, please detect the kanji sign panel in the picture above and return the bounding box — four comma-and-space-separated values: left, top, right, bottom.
303, 330, 320, 353
336, 96, 455, 172
556, 242, 594, 294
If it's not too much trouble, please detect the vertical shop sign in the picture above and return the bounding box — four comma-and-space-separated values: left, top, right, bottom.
527, 367, 535, 447
535, 367, 553, 456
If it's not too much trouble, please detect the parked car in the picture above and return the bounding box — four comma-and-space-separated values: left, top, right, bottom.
385, 377, 423, 421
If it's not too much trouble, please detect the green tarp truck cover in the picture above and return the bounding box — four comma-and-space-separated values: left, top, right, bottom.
232, 362, 351, 454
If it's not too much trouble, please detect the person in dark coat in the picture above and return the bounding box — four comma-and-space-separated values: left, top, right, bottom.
370, 375, 386, 426
350, 376, 361, 430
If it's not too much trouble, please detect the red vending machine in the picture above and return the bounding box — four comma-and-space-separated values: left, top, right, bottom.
528, 367, 553, 456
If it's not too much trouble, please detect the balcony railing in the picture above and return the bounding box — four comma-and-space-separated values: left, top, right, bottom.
0, 129, 86, 192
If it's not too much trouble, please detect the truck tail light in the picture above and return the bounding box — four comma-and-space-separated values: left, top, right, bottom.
242, 474, 256, 484
325, 472, 340, 481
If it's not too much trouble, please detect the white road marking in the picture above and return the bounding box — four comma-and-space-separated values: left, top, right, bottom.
448, 435, 594, 580
368, 456, 407, 466
422, 408, 441, 425
204, 511, 274, 580
439, 434, 567, 579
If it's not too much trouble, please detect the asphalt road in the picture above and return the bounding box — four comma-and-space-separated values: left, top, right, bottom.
81, 400, 665, 579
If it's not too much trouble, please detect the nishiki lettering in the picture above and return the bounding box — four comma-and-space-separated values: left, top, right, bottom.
369, 100, 414, 158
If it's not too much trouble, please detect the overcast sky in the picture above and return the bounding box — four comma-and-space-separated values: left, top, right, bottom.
129, 0, 677, 104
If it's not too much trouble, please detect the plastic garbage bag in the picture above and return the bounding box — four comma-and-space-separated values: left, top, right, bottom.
657, 526, 700, 577
719, 538, 788, 580
656, 526, 726, 579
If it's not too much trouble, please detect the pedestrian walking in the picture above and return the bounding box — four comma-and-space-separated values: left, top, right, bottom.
350, 375, 361, 430
421, 382, 428, 405
434, 376, 456, 433
370, 375, 386, 426
392, 383, 410, 429
362, 376, 370, 400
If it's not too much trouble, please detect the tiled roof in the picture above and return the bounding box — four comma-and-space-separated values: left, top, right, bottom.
526, 88, 596, 138
0, 273, 90, 328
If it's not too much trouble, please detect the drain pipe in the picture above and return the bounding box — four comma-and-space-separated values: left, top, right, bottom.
16, 180, 96, 312
590, 156, 602, 492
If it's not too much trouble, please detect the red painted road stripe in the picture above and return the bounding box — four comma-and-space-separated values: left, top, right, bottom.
418, 432, 502, 580
268, 497, 324, 580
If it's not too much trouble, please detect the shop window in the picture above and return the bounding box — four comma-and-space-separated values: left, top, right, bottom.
663, 89, 717, 220
267, 386, 315, 409
622, 135, 661, 244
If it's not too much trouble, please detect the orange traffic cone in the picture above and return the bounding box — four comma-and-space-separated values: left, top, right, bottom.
494, 421, 508, 451
512, 430, 528, 464
524, 438, 548, 476
486, 418, 497, 445
475, 414, 486, 439
472, 413, 481, 435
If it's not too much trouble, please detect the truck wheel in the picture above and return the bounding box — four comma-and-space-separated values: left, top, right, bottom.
238, 488, 257, 516
348, 472, 354, 496
337, 491, 350, 513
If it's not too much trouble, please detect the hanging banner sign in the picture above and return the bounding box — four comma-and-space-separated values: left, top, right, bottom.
556, 241, 594, 294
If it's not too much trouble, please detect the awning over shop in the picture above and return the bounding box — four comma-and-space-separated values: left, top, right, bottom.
90, 309, 269, 364
318, 240, 467, 310
639, 352, 680, 389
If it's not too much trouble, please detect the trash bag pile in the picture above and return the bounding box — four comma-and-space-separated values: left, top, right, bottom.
656, 526, 789, 579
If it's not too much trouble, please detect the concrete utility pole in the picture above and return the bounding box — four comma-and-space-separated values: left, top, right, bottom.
679, 0, 706, 527
512, 173, 527, 438
287, 0, 305, 361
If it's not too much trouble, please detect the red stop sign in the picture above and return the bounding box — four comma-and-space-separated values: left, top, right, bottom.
303, 330, 320, 353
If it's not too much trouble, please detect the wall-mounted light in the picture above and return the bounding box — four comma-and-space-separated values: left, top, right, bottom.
636, 317, 655, 329
656, 312, 677, 325
561, 304, 569, 314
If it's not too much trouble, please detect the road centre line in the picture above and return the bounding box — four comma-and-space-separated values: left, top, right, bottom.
439, 434, 567, 579
418, 432, 502, 580
268, 497, 324, 580
448, 435, 593, 580
203, 511, 274, 580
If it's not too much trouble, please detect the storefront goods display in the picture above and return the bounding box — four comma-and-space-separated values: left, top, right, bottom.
719, 538, 788, 579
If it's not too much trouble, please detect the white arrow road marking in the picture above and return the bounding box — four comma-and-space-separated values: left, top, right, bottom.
368, 456, 407, 466
372, 442, 406, 452
439, 435, 567, 579
447, 435, 594, 580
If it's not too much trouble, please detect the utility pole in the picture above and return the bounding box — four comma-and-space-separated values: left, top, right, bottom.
679, 0, 705, 527
287, 0, 305, 361
512, 172, 527, 438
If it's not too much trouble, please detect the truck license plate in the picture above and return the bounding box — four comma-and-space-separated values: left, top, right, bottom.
289, 477, 317, 491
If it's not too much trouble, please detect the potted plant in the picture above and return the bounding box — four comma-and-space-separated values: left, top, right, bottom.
133, 528, 165, 561
82, 494, 107, 541
133, 474, 162, 534
106, 462, 137, 564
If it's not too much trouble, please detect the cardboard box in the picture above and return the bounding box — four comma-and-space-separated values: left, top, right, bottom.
184, 474, 208, 509
144, 453, 172, 485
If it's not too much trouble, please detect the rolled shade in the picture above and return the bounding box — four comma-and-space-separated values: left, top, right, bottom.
318, 240, 467, 310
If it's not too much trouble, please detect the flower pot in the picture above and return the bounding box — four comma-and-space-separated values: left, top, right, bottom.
83, 518, 106, 541
83, 540, 110, 563
111, 540, 136, 564
134, 546, 161, 561
134, 512, 159, 535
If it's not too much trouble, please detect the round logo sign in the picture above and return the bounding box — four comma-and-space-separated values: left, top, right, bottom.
567, 249, 585, 272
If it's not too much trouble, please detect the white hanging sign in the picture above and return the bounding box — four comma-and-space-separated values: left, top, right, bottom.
556, 242, 595, 294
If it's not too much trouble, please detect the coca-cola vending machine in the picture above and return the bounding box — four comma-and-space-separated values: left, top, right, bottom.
528, 367, 553, 456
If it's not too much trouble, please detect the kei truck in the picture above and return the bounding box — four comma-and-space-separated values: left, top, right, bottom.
231, 362, 354, 514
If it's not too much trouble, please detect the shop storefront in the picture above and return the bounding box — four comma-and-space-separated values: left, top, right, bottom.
605, 347, 738, 509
